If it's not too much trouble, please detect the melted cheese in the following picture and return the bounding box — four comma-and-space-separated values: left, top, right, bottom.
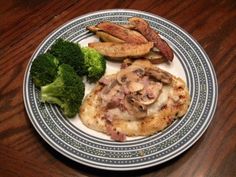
107, 108, 135, 120
148, 86, 171, 115
105, 85, 172, 120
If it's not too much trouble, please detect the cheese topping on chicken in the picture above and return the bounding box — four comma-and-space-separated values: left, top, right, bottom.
79, 60, 190, 141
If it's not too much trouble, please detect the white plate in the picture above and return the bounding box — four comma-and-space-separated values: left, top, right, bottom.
23, 9, 218, 171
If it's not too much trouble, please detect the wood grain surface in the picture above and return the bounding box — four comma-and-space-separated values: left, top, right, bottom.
1, 0, 236, 176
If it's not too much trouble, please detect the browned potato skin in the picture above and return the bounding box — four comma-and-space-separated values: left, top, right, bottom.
96, 21, 148, 44
86, 25, 100, 32
94, 31, 165, 63
86, 20, 168, 64
96, 31, 124, 43
129, 17, 174, 61
89, 28, 165, 64
120, 24, 136, 29
88, 42, 154, 60
144, 51, 166, 64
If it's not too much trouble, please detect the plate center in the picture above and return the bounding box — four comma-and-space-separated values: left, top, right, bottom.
68, 35, 187, 141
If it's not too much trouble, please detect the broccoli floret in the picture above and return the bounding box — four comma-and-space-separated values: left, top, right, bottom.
30, 53, 59, 87
48, 38, 86, 75
40, 64, 85, 118
82, 47, 106, 81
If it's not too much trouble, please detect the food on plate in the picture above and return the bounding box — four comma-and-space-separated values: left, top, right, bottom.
87, 17, 173, 63
95, 31, 125, 43
82, 47, 106, 82
40, 64, 85, 118
86, 25, 100, 32
30, 38, 107, 117
120, 24, 136, 30
30, 16, 190, 142
80, 60, 190, 141
30, 53, 59, 87
143, 51, 166, 64
30, 16, 185, 138
94, 21, 148, 43
88, 42, 153, 60
128, 17, 174, 61
48, 38, 87, 76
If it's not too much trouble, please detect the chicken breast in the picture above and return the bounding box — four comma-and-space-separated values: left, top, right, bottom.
79, 60, 190, 141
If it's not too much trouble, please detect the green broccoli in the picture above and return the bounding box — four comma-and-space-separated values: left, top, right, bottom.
30, 53, 59, 87
82, 47, 106, 81
40, 64, 85, 118
48, 38, 87, 76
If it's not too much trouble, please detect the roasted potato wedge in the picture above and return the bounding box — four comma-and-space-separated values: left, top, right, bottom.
120, 24, 136, 29
96, 22, 148, 44
129, 17, 174, 61
86, 25, 100, 32
96, 31, 124, 43
88, 42, 153, 60
144, 51, 166, 64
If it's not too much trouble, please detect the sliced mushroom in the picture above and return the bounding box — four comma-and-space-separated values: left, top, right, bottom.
124, 95, 147, 119
128, 81, 144, 92
120, 58, 133, 69
117, 70, 135, 84
145, 68, 172, 84
116, 65, 145, 84
136, 82, 163, 105
133, 67, 145, 77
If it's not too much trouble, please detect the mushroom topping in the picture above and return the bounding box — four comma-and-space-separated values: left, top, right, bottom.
133, 67, 145, 77
120, 58, 133, 69
145, 68, 172, 84
101, 79, 117, 94
99, 76, 111, 85
124, 94, 147, 119
136, 82, 163, 105
116, 65, 145, 85
100, 80, 121, 105
128, 81, 144, 92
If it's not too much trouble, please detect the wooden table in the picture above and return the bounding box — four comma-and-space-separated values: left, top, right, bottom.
1, 0, 236, 176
